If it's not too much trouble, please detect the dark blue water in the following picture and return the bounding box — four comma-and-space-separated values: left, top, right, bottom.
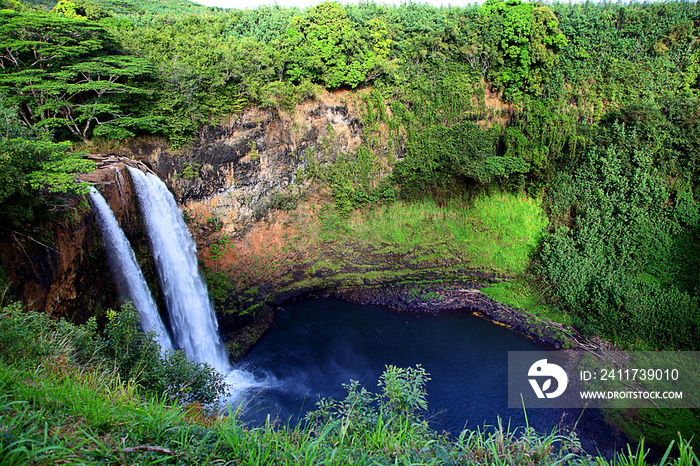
236, 298, 627, 456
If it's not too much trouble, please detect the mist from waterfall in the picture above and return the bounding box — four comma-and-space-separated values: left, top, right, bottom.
89, 187, 173, 352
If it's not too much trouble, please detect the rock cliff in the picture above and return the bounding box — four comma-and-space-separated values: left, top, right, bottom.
142, 95, 363, 236
0, 163, 155, 323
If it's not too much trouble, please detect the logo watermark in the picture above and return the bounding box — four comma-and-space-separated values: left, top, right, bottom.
528, 359, 568, 399
508, 351, 700, 409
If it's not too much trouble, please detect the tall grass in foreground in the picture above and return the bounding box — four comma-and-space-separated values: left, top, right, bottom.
2, 303, 698, 465
335, 192, 547, 275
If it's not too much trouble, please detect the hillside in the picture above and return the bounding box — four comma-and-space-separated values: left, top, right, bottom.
1, 0, 699, 460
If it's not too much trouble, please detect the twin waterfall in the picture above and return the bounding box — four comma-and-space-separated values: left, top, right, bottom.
89, 166, 257, 397
128, 167, 230, 373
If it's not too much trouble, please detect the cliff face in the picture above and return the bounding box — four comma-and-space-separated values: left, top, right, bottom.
121, 92, 367, 357
139, 96, 363, 237
0, 164, 152, 323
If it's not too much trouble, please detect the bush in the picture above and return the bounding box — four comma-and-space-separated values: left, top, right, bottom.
539, 123, 700, 349
306, 365, 432, 442
103, 303, 228, 405
0, 302, 227, 406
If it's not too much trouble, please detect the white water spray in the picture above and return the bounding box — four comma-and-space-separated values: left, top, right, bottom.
89, 187, 173, 352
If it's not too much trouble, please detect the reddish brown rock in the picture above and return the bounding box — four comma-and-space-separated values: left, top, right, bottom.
0, 164, 147, 323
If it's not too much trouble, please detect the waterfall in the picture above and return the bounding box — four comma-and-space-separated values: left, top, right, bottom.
91, 168, 265, 401
89, 187, 173, 352
127, 167, 231, 373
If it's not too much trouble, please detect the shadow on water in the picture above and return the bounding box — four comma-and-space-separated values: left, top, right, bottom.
234, 298, 630, 458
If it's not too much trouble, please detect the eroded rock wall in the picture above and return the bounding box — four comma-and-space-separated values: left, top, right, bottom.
137, 95, 363, 238
0, 90, 564, 357
0, 165, 151, 322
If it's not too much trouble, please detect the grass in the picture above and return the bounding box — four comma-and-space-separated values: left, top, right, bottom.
5, 366, 698, 465
332, 192, 548, 276
607, 408, 700, 458
203, 192, 547, 317
481, 279, 574, 327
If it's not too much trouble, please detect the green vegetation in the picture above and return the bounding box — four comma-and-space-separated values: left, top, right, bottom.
2, 301, 698, 465
0, 100, 95, 226
0, 301, 226, 406
481, 279, 572, 327
539, 123, 700, 349
0, 9, 160, 141
2, 0, 700, 459
285, 1, 375, 88
326, 192, 547, 276
479, 0, 567, 98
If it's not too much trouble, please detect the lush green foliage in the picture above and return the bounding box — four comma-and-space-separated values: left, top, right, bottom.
539, 123, 700, 348
0, 301, 227, 406
285, 2, 375, 88
478, 0, 567, 98
0, 9, 159, 141
102, 303, 228, 405
0, 0, 565, 155
320, 192, 547, 276
0, 101, 95, 225
2, 0, 699, 457
394, 121, 521, 198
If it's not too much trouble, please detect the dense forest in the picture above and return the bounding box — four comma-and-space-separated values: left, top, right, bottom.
2, 0, 698, 349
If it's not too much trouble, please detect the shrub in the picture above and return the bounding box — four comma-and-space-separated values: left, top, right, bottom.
539, 123, 700, 349
0, 302, 227, 406
102, 303, 228, 405
305, 364, 432, 445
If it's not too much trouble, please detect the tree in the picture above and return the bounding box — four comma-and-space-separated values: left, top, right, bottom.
52, 0, 83, 19
0, 10, 155, 141
51, 0, 114, 24
0, 97, 94, 226
285, 2, 374, 88
478, 0, 566, 98
41, 55, 157, 140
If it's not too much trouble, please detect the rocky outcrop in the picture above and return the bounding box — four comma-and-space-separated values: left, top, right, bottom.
0, 165, 151, 323
81, 162, 144, 236
133, 95, 364, 238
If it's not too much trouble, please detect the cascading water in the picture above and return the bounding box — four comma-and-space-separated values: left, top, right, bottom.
127, 166, 232, 373
89, 187, 173, 352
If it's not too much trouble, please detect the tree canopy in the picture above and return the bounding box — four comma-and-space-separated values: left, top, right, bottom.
0, 99, 94, 225
285, 1, 375, 88
0, 9, 158, 141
